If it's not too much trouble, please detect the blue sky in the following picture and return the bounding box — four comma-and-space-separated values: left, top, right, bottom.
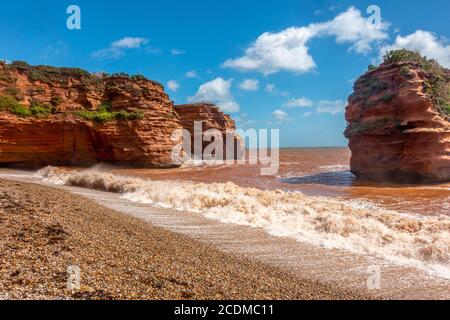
1, 0, 449, 147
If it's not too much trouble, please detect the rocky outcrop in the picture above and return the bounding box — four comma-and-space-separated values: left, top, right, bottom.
345, 51, 450, 182
0, 61, 241, 168
0, 61, 183, 168
175, 103, 243, 160
0, 113, 183, 168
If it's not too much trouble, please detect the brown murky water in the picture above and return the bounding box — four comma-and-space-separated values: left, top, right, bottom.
2, 147, 450, 285
111, 147, 450, 216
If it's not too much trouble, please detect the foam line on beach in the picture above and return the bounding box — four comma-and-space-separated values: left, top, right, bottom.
36, 166, 450, 279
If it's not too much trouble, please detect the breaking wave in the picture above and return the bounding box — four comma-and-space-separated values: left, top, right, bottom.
181, 159, 230, 168
319, 164, 351, 172
37, 166, 450, 278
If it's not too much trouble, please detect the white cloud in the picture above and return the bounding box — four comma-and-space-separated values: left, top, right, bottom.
329, 5, 341, 12
92, 48, 124, 59
112, 37, 148, 49
265, 84, 275, 93
188, 77, 240, 113
272, 109, 290, 122
40, 41, 69, 59
234, 113, 256, 128
380, 30, 450, 68
280, 99, 346, 116
223, 7, 389, 74
239, 79, 259, 91
186, 70, 198, 78
285, 97, 314, 108
171, 48, 186, 56
316, 100, 346, 115
312, 7, 390, 54
93, 37, 149, 59
314, 10, 324, 16
265, 83, 289, 96
223, 26, 316, 75
167, 80, 180, 92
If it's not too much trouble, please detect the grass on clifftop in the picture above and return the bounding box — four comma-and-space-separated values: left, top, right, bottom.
3, 60, 163, 88
8, 61, 91, 82
76, 102, 144, 123
382, 50, 450, 116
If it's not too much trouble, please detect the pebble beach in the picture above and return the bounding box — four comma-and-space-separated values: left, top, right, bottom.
0, 179, 370, 300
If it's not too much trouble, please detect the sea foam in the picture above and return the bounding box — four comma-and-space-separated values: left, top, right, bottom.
37, 166, 450, 278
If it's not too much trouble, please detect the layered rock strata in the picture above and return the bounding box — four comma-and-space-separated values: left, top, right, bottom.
345, 53, 450, 182
175, 103, 243, 161
0, 61, 239, 168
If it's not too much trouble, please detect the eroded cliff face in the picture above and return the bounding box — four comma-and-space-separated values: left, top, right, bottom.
175, 103, 243, 160
0, 61, 183, 168
345, 61, 450, 182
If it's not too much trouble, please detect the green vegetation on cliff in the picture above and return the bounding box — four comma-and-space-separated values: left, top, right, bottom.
345, 118, 401, 138
29, 102, 54, 117
0, 95, 32, 117
383, 50, 450, 116
349, 75, 390, 108
357, 50, 450, 116
76, 102, 144, 123
0, 60, 153, 121
0, 95, 143, 122
6, 61, 93, 85
0, 95, 55, 118
1, 60, 160, 88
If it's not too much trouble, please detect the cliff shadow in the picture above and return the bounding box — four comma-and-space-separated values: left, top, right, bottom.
279, 170, 447, 188
279, 170, 358, 187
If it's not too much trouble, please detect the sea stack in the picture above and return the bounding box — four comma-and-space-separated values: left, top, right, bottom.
175, 103, 243, 160
345, 50, 450, 182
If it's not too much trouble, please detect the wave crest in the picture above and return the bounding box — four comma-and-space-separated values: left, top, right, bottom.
37, 166, 450, 278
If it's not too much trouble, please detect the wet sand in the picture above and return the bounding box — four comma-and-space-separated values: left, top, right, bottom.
0, 179, 369, 300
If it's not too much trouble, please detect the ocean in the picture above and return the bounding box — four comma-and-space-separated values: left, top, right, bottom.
1, 147, 450, 293
110, 147, 450, 216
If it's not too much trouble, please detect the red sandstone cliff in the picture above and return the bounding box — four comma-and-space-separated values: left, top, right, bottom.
175, 103, 243, 160
345, 51, 450, 182
0, 61, 237, 168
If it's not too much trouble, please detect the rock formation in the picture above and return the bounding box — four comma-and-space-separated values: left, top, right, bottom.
175, 103, 243, 160
0, 61, 238, 168
345, 50, 450, 182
